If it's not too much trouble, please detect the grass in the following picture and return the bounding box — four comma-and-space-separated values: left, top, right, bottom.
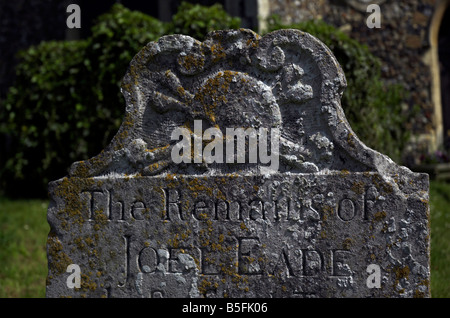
0, 180, 449, 298
0, 197, 49, 297
429, 180, 450, 298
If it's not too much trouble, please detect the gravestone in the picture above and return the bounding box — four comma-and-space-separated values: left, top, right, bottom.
46, 29, 430, 298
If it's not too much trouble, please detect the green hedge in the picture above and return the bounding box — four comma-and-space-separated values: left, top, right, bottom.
0, 3, 240, 197
0, 4, 409, 198
171, 1, 240, 40
265, 16, 411, 165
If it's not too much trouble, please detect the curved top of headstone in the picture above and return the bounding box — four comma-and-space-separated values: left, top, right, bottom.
68, 28, 418, 185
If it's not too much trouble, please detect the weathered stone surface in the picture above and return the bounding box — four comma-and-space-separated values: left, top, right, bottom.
46, 29, 430, 298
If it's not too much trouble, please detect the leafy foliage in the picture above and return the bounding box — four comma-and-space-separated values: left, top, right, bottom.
0, 2, 239, 197
265, 17, 411, 163
1, 40, 92, 197
171, 2, 241, 40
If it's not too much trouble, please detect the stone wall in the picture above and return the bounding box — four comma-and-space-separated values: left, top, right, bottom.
267, 0, 441, 163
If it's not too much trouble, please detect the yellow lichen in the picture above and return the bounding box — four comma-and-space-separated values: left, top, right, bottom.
342, 238, 353, 250
373, 211, 387, 222
179, 53, 205, 72
347, 132, 355, 148
210, 43, 226, 62
351, 181, 365, 195
47, 232, 73, 275
194, 70, 238, 123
